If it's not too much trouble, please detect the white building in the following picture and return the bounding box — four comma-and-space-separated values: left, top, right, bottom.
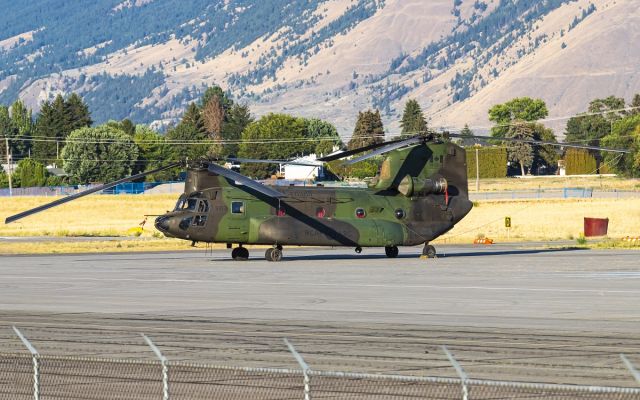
283, 155, 324, 181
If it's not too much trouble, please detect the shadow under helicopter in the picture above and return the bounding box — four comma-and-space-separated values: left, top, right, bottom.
212, 246, 588, 262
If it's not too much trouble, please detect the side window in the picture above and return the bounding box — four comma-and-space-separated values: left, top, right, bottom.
197, 200, 209, 213
231, 201, 245, 214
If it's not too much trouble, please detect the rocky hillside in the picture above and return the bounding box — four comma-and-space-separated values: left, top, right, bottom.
0, 0, 636, 136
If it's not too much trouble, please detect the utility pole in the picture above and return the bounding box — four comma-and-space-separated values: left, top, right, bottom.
5, 137, 12, 197
475, 146, 479, 192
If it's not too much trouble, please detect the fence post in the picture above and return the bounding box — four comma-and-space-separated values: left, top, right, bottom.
442, 346, 468, 400
620, 354, 640, 385
284, 338, 311, 400
142, 334, 169, 400
13, 326, 39, 400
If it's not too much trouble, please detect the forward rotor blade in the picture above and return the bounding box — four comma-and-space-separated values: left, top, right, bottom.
226, 157, 322, 167
449, 133, 630, 154
317, 137, 407, 162
207, 163, 285, 198
343, 136, 424, 165
5, 162, 182, 224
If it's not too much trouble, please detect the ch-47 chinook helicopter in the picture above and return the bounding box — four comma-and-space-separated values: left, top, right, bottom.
5, 131, 629, 261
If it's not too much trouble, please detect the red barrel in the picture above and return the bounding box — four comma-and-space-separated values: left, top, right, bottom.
584, 217, 609, 237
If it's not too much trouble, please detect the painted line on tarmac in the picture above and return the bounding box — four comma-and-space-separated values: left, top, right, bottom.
2, 275, 638, 294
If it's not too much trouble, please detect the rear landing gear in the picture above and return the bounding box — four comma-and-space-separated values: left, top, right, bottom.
231, 246, 249, 261
422, 244, 437, 258
355, 247, 362, 254
265, 247, 283, 262
385, 246, 399, 258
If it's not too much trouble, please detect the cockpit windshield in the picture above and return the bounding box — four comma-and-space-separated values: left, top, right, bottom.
174, 194, 209, 212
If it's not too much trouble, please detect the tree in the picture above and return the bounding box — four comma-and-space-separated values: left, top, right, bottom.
506, 120, 535, 176
14, 159, 48, 187
181, 102, 206, 136
458, 124, 476, 146
347, 110, 384, 150
200, 85, 233, 114
400, 99, 427, 137
488, 97, 548, 138
133, 125, 173, 180
64, 93, 92, 131
9, 100, 33, 157
33, 101, 64, 164
61, 125, 138, 183
238, 113, 313, 178
565, 96, 627, 173
630, 94, 640, 115
601, 114, 640, 177
202, 96, 225, 157
306, 118, 343, 156
104, 119, 135, 136
532, 123, 559, 174
202, 95, 224, 137
221, 103, 253, 157
588, 95, 626, 120
165, 102, 210, 161
120, 119, 135, 136
0, 106, 18, 159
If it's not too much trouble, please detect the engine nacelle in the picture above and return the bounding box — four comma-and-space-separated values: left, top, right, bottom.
398, 176, 447, 197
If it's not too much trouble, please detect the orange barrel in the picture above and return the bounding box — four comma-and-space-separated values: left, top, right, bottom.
584, 217, 609, 237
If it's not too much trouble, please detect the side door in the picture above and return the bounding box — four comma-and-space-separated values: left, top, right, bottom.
226, 198, 250, 242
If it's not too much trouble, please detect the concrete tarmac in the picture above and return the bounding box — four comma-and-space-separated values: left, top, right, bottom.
1, 244, 638, 332
0, 244, 639, 386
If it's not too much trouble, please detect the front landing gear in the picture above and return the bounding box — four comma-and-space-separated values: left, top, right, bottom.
421, 244, 437, 259
385, 246, 399, 258
231, 246, 249, 261
265, 245, 283, 262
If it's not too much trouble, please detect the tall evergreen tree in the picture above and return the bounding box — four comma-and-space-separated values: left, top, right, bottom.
347, 110, 384, 150
166, 103, 209, 161
33, 101, 64, 164
181, 102, 206, 135
0, 100, 34, 158
0, 106, 18, 160
64, 93, 92, 132
459, 124, 475, 146
400, 99, 427, 137
221, 103, 253, 158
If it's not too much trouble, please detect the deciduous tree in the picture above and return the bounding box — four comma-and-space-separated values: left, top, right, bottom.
61, 125, 138, 183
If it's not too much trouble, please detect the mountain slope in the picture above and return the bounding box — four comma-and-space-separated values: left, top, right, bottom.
0, 0, 636, 137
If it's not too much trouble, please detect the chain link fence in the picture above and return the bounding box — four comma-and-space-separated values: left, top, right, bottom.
1, 352, 639, 400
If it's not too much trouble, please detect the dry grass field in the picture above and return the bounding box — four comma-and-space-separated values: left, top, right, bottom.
0, 194, 177, 237
438, 198, 640, 243
469, 176, 640, 192
0, 189, 639, 254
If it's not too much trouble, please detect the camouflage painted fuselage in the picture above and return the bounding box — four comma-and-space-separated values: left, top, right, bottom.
155, 142, 473, 247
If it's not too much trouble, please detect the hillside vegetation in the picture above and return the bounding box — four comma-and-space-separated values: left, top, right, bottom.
0, 0, 635, 135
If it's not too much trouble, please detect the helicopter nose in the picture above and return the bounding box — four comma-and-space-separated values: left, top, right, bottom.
155, 216, 170, 232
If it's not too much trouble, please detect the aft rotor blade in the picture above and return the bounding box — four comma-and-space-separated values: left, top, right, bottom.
449, 134, 630, 154
226, 158, 322, 167
343, 136, 424, 165
207, 163, 285, 198
317, 137, 408, 162
5, 162, 182, 224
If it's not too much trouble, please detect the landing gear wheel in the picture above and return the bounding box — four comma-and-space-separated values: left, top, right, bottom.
422, 245, 436, 259
355, 247, 362, 254
385, 246, 399, 258
265, 247, 283, 262
232, 246, 249, 261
